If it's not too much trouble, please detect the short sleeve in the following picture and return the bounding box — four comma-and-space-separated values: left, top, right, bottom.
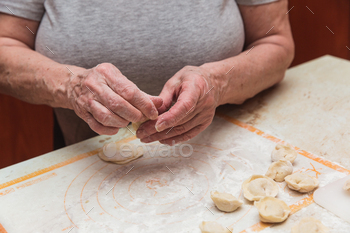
236, 0, 278, 5
0, 0, 45, 21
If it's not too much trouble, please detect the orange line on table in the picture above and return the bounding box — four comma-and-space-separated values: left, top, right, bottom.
0, 188, 14, 197
0, 223, 7, 233
64, 160, 100, 229
216, 112, 350, 175
0, 136, 136, 190
239, 194, 314, 233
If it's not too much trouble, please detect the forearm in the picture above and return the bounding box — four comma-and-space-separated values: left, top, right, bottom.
0, 38, 81, 108
202, 37, 294, 106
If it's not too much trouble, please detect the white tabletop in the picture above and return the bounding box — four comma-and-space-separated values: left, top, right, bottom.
1, 55, 350, 233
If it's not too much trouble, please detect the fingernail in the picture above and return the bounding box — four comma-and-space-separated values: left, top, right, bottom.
150, 109, 158, 120
155, 122, 166, 132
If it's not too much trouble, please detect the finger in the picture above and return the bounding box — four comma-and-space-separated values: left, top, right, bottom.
137, 109, 197, 139
79, 111, 119, 135
140, 114, 201, 143
88, 99, 130, 128
95, 85, 147, 123
155, 83, 200, 132
148, 95, 163, 109
107, 76, 159, 120
135, 119, 157, 138
157, 83, 175, 114
159, 124, 206, 145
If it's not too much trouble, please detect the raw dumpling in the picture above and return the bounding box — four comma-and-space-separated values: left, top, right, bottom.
210, 191, 243, 212
199, 221, 231, 233
271, 144, 298, 163
343, 179, 350, 191
254, 196, 291, 223
98, 142, 143, 164
291, 217, 329, 233
242, 175, 279, 201
265, 159, 293, 182
285, 173, 319, 193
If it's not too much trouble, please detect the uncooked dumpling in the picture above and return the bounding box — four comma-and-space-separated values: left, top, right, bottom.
242, 175, 279, 201
291, 217, 329, 233
199, 221, 231, 233
254, 196, 291, 223
343, 179, 350, 191
265, 159, 293, 182
284, 173, 319, 193
210, 191, 243, 212
132, 120, 148, 131
98, 142, 143, 164
271, 144, 298, 163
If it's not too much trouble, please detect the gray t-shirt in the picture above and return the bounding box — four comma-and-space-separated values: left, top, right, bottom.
0, 0, 277, 145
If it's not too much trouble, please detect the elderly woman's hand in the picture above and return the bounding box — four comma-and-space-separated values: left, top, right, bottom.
67, 63, 163, 135
136, 65, 224, 145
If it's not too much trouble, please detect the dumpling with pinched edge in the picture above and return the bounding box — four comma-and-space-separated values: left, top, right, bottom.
292, 217, 329, 233
199, 221, 231, 233
98, 142, 143, 165
266, 159, 293, 182
284, 173, 319, 193
343, 179, 350, 191
271, 144, 298, 163
210, 191, 243, 212
254, 196, 291, 223
242, 175, 279, 201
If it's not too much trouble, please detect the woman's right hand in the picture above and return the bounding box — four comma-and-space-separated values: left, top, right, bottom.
66, 63, 163, 135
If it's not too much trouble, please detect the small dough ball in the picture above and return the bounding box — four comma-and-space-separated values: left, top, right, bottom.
285, 173, 319, 193
210, 191, 243, 212
292, 217, 329, 233
265, 159, 293, 182
343, 179, 350, 191
271, 144, 298, 163
98, 142, 143, 164
242, 175, 279, 201
199, 221, 231, 233
254, 196, 291, 223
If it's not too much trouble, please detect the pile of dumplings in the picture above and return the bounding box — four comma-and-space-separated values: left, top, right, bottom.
199, 144, 328, 233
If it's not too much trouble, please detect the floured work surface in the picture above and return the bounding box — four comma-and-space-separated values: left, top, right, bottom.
1, 114, 350, 233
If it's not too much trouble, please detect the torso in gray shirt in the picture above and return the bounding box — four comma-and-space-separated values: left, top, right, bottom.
0, 0, 276, 145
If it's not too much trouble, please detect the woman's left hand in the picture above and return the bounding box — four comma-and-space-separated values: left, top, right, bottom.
136, 65, 224, 145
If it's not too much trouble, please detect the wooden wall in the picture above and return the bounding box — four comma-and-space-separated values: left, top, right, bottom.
0, 95, 53, 169
288, 0, 350, 66
0, 0, 349, 169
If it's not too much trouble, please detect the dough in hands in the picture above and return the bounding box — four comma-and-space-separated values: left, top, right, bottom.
271, 144, 298, 163
242, 175, 279, 201
199, 221, 231, 233
132, 121, 143, 131
210, 191, 243, 212
265, 159, 293, 182
291, 217, 329, 233
254, 196, 291, 223
343, 179, 350, 191
284, 173, 319, 193
98, 142, 143, 164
